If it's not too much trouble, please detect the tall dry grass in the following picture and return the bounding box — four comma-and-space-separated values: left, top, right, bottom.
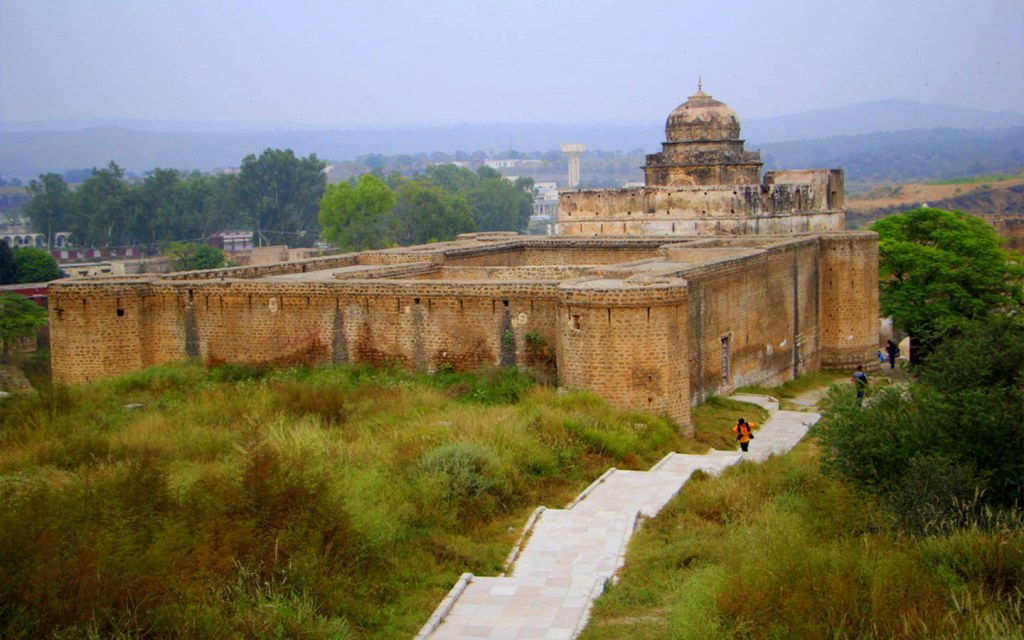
581, 443, 1024, 640
0, 362, 704, 639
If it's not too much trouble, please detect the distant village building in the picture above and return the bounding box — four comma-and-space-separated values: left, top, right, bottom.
0, 216, 70, 249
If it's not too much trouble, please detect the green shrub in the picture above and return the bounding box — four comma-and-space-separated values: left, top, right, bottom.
885, 455, 986, 534
419, 441, 505, 501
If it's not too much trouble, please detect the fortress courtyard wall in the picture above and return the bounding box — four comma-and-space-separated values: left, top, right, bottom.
49, 277, 565, 385
816, 231, 880, 369
48, 233, 879, 432
674, 238, 822, 405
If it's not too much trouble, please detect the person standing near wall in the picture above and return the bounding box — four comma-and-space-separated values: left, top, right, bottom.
733, 417, 754, 452
885, 339, 899, 369
852, 365, 868, 404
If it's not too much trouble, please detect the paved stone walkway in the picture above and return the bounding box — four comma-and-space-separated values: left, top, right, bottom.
416, 395, 820, 640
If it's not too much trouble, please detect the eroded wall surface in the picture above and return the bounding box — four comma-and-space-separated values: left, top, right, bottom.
49, 233, 879, 431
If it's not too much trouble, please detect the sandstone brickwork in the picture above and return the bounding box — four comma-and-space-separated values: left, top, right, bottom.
50, 232, 879, 434
49, 90, 880, 434
557, 88, 845, 238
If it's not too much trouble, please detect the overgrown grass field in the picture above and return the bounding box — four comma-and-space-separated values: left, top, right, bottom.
0, 363, 740, 639
580, 441, 1024, 640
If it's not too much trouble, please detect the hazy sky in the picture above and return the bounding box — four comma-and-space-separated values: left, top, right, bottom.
2, 0, 1022, 127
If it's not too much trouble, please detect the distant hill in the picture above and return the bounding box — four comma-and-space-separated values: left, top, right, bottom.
759, 128, 1024, 185
0, 100, 1022, 180
743, 100, 1024, 143
844, 176, 1024, 229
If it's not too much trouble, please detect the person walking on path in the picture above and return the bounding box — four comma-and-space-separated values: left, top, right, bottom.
852, 365, 868, 404
733, 417, 755, 452
885, 339, 900, 369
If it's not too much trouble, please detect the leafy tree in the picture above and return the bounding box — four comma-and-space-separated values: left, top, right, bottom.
192, 244, 225, 270
318, 174, 395, 251
23, 173, 72, 249
72, 162, 132, 247
0, 242, 15, 285
13, 247, 60, 283
870, 207, 1024, 362
0, 293, 47, 363
818, 317, 1024, 523
163, 242, 197, 271
237, 149, 326, 248
465, 177, 534, 233
425, 164, 479, 193
389, 180, 475, 246
476, 165, 502, 180
133, 168, 185, 245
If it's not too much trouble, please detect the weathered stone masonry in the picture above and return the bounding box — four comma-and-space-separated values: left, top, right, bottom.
49, 233, 878, 434
48, 87, 880, 433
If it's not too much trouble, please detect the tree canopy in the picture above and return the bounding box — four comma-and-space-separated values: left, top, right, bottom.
20, 149, 326, 252
237, 149, 326, 248
0, 243, 16, 285
23, 173, 72, 249
870, 207, 1024, 360
12, 248, 61, 283
318, 173, 396, 251
318, 165, 533, 251
389, 179, 475, 246
163, 242, 225, 272
818, 316, 1024, 527
0, 293, 47, 363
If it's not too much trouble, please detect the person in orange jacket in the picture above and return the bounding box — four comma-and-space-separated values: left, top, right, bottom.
733, 418, 755, 452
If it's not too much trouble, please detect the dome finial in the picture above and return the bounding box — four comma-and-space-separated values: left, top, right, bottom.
692, 75, 708, 98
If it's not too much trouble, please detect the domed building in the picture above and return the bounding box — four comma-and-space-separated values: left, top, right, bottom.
48, 82, 878, 440
557, 84, 846, 236
644, 84, 763, 186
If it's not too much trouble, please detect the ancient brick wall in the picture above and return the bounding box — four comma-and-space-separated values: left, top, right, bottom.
817, 232, 880, 370
557, 184, 844, 238
49, 233, 879, 433
49, 281, 150, 383
556, 279, 690, 432
557, 212, 844, 237
679, 238, 823, 404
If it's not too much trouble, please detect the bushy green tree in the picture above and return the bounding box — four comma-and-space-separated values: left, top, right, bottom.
0, 242, 16, 285
238, 149, 326, 248
817, 317, 1024, 523
870, 207, 1024, 361
0, 293, 47, 363
389, 179, 475, 246
13, 248, 60, 283
23, 173, 72, 249
318, 174, 395, 251
72, 162, 132, 247
465, 178, 533, 232
192, 244, 225, 270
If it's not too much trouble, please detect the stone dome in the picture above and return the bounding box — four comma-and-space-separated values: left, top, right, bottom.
665, 86, 741, 142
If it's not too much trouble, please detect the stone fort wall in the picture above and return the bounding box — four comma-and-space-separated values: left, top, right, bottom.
49, 233, 878, 433
557, 170, 845, 237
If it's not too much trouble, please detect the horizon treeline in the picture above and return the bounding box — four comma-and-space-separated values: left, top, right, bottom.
19, 149, 537, 251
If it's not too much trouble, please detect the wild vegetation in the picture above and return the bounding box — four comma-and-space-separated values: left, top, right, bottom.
0, 363, 740, 639
580, 441, 1023, 640
871, 207, 1024, 362
318, 164, 535, 251
582, 224, 1024, 639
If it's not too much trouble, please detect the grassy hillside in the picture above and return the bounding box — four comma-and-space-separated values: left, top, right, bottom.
581, 438, 1024, 640
0, 363, 753, 639
846, 175, 1024, 229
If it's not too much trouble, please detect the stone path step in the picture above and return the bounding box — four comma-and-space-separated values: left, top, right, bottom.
416, 395, 819, 640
